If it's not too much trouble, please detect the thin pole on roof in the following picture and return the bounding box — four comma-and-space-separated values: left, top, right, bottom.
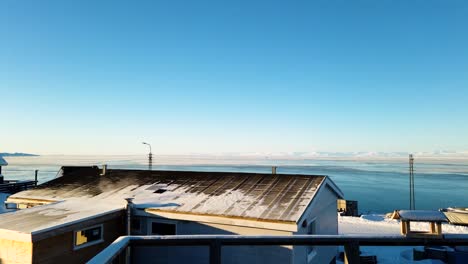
142, 142, 153, 170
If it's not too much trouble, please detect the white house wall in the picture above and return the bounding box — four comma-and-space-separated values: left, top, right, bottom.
293, 181, 339, 264
133, 217, 293, 264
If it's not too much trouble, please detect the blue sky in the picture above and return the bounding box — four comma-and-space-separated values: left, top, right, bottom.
1, 0, 468, 155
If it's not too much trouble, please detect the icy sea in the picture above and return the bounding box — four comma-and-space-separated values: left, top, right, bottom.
3, 155, 468, 214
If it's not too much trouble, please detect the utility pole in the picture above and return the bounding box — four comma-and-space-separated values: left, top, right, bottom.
409, 154, 415, 210
142, 142, 153, 170
35, 170, 38, 186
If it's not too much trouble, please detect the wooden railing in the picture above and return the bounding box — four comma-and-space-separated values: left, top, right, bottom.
87, 234, 468, 264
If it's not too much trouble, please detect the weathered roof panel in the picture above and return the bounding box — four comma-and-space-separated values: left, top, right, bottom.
4, 167, 330, 234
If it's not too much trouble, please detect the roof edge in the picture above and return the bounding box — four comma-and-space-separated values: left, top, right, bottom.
323, 176, 344, 199
31, 209, 124, 242
7, 197, 59, 205
295, 176, 343, 224
107, 168, 327, 179
145, 209, 298, 232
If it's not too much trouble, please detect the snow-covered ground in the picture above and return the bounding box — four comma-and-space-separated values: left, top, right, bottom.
338, 215, 468, 264
340, 214, 468, 235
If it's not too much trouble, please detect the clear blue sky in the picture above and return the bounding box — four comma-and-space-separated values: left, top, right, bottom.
1, 0, 467, 155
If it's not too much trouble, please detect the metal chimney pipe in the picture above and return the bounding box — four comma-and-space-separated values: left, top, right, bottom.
101, 165, 107, 176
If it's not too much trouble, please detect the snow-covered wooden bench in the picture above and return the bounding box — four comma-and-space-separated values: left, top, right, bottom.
399, 210, 448, 237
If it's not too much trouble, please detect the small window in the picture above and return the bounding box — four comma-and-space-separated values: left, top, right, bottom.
154, 189, 167, 194
307, 220, 317, 262
5, 203, 18, 210
74, 225, 104, 249
151, 222, 176, 235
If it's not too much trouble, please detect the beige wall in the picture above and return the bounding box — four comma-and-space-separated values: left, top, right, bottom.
0, 239, 33, 264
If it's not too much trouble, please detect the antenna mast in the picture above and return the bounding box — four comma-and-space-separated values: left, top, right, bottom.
409, 154, 415, 210
149, 151, 153, 170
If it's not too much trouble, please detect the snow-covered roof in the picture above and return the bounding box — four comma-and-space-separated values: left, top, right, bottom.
399, 210, 448, 222
0, 157, 7, 166
0, 200, 123, 241
2, 167, 337, 236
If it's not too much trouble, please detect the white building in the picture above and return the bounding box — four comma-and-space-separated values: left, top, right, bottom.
0, 157, 7, 182
1, 166, 343, 264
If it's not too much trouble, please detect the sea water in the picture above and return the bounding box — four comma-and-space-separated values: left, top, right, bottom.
3, 155, 468, 214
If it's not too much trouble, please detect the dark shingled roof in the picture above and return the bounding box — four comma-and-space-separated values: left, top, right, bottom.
9, 167, 329, 224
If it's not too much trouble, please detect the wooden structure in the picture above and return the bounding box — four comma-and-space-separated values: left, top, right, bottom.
442, 208, 468, 226
337, 199, 359, 216
399, 210, 448, 237
0, 166, 344, 264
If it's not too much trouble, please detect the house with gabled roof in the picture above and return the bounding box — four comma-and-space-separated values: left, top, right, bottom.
0, 166, 343, 264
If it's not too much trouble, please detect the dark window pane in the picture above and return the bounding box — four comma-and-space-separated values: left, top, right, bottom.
75, 226, 103, 247
151, 222, 176, 235
131, 218, 141, 231
84, 226, 102, 241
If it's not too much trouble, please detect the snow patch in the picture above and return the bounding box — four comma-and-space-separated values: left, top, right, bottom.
339, 215, 468, 264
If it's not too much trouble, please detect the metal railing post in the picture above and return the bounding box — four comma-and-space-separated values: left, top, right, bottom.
344, 242, 360, 264
125, 198, 134, 264
209, 241, 222, 264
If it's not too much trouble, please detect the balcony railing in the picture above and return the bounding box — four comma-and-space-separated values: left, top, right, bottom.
87, 234, 468, 264
0, 180, 37, 193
